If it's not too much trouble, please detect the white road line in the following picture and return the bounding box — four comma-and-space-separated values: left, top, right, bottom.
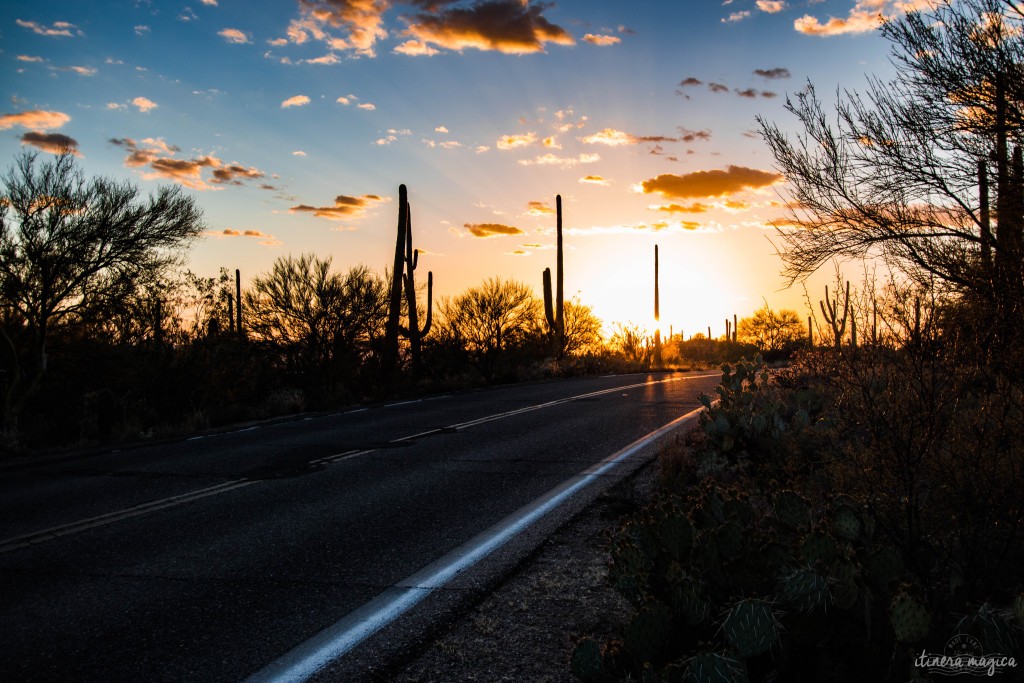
245, 404, 707, 683
0, 480, 255, 554
0, 373, 717, 555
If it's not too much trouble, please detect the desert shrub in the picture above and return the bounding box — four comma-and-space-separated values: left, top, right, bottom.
575, 347, 1024, 682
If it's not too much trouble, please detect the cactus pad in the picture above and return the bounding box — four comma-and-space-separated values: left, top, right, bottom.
683, 651, 746, 683
722, 598, 781, 658
831, 505, 861, 541
889, 590, 930, 643
780, 567, 829, 612
799, 531, 838, 567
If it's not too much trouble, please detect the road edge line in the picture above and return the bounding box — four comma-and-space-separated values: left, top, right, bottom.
245, 404, 706, 683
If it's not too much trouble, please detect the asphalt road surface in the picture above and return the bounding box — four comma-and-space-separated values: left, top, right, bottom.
0, 371, 719, 682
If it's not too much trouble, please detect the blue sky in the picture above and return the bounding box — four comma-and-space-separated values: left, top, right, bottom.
1, 0, 919, 334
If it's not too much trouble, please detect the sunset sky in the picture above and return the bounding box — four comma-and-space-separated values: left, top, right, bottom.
2, 0, 917, 337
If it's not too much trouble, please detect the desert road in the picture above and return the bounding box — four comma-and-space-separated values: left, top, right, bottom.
0, 370, 718, 681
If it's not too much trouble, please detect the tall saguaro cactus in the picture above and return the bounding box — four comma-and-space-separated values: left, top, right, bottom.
653, 244, 662, 367
820, 281, 851, 349
542, 194, 565, 355
399, 197, 432, 371
384, 184, 433, 376
384, 185, 409, 375
235, 269, 243, 337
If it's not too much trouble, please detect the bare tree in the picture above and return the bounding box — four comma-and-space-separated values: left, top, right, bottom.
737, 305, 805, 353
436, 278, 542, 380
244, 255, 387, 375
0, 151, 203, 441
758, 0, 1024, 311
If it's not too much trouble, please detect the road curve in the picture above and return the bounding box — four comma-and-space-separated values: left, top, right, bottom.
0, 371, 719, 681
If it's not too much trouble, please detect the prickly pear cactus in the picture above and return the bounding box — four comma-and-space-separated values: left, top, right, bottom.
889, 589, 930, 643
722, 598, 780, 658
772, 490, 811, 533
683, 650, 747, 683
831, 505, 861, 542
780, 567, 830, 612
864, 546, 904, 595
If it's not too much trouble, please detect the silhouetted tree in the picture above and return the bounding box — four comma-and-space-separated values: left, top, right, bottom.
436, 278, 543, 380
758, 0, 1024, 312
0, 151, 203, 443
244, 255, 386, 394
737, 305, 805, 353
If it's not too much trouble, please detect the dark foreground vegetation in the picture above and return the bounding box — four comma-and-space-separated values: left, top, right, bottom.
571, 0, 1024, 680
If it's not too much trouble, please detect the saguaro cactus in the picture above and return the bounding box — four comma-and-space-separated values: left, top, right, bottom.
235, 268, 243, 337
542, 194, 565, 355
384, 185, 409, 375
820, 281, 851, 349
399, 197, 432, 371
653, 244, 662, 367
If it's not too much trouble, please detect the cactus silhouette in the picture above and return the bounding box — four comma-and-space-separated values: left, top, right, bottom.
235, 268, 243, 337
398, 194, 432, 371
653, 244, 662, 367
820, 281, 851, 349
384, 185, 409, 376
542, 194, 565, 356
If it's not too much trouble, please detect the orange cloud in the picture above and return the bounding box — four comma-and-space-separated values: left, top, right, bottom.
0, 110, 71, 130
211, 164, 265, 185
794, 1, 930, 36
496, 132, 537, 150
110, 137, 266, 191
641, 166, 783, 199
583, 33, 620, 46
218, 28, 251, 43
756, 0, 786, 13
286, 0, 389, 56
281, 94, 311, 108
579, 175, 609, 185
463, 222, 526, 238
655, 202, 711, 214
21, 131, 80, 155
526, 201, 555, 216
401, 0, 574, 54
580, 128, 634, 146
132, 97, 158, 113
290, 193, 387, 220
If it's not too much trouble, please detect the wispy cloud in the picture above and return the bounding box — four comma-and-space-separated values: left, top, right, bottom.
754, 67, 790, 79
579, 175, 610, 185
110, 137, 267, 191
16, 19, 82, 38
517, 153, 600, 167
583, 33, 621, 46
